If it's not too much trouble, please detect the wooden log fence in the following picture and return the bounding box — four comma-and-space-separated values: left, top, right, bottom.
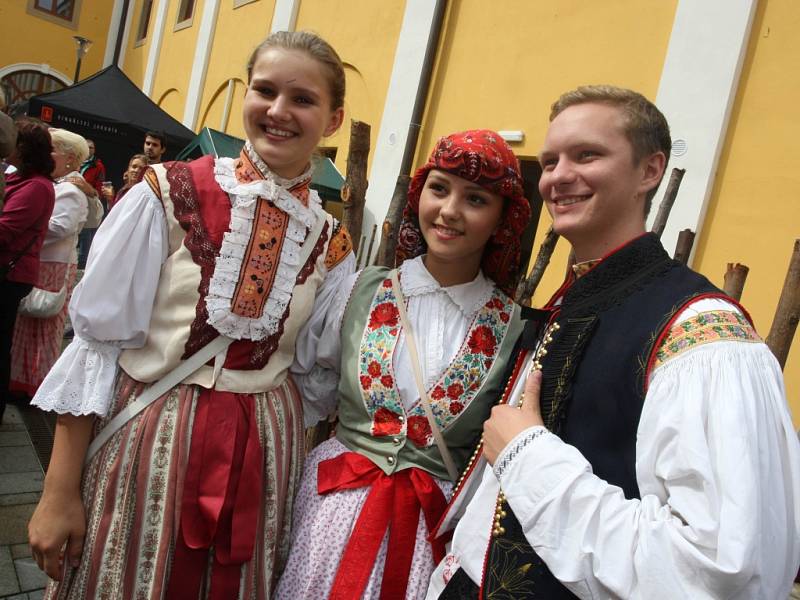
766, 239, 800, 369
650, 168, 686, 238
723, 263, 749, 301
340, 120, 370, 253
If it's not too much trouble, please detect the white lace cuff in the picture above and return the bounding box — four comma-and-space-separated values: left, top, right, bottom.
31, 336, 121, 417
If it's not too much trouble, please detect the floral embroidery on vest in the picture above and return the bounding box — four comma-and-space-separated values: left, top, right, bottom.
359, 277, 513, 447
655, 310, 760, 367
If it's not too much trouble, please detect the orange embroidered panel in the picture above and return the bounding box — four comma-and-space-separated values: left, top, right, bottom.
143, 168, 161, 201
654, 310, 760, 368
325, 222, 353, 269
231, 198, 288, 319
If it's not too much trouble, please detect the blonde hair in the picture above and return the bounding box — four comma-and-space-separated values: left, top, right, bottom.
550, 85, 671, 212
49, 128, 90, 165
246, 30, 346, 110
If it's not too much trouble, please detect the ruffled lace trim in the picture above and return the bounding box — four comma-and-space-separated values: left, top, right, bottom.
206, 155, 325, 340
30, 336, 121, 417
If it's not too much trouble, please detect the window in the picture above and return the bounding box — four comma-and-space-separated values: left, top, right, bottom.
175, 0, 196, 29
33, 0, 75, 21
27, 0, 82, 27
136, 0, 154, 43
1, 70, 67, 108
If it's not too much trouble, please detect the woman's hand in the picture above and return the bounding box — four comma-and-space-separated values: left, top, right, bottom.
28, 413, 94, 579
28, 490, 86, 580
483, 369, 544, 465
65, 174, 97, 198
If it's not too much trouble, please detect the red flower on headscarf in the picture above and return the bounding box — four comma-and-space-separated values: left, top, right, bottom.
373, 408, 403, 436
499, 312, 510, 323
381, 374, 394, 388
367, 361, 382, 378
449, 401, 464, 415
368, 302, 399, 330
446, 382, 464, 400
431, 386, 446, 400
407, 415, 432, 447
468, 326, 497, 356
360, 375, 372, 390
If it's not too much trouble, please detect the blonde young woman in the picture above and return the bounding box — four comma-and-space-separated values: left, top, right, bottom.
10, 128, 102, 399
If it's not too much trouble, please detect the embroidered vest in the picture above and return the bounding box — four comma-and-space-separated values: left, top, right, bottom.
477, 234, 729, 598
118, 156, 333, 393
335, 267, 524, 481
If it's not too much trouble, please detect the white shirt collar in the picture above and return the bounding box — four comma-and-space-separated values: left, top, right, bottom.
399, 255, 495, 318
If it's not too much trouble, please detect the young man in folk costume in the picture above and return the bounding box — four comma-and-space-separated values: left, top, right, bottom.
427, 85, 800, 599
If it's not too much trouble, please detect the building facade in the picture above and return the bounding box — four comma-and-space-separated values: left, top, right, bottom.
2, 0, 798, 420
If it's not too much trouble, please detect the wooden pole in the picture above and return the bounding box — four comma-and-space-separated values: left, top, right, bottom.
650, 168, 686, 239
766, 239, 800, 370
375, 174, 411, 267
673, 229, 695, 265
355, 235, 366, 270
723, 262, 749, 301
340, 120, 371, 253
364, 224, 378, 267
515, 226, 559, 306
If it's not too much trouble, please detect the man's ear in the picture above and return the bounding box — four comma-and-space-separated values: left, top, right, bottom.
324, 107, 345, 137
639, 151, 667, 196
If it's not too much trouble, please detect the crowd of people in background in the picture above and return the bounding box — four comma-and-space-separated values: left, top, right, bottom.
0, 88, 170, 425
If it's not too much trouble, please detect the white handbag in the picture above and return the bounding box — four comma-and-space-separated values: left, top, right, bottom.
18, 266, 69, 318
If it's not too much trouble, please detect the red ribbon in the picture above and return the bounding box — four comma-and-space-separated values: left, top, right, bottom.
319, 452, 448, 600
166, 389, 264, 600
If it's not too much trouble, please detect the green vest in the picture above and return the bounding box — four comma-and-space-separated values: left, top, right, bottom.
335, 266, 523, 481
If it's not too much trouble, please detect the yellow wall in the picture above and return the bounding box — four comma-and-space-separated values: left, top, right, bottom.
0, 0, 115, 83
149, 0, 204, 124
123, 0, 155, 87
294, 0, 406, 174
197, 0, 277, 136
422, 0, 677, 313
693, 0, 800, 424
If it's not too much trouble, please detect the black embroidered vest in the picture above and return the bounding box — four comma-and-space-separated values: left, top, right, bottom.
442, 234, 726, 599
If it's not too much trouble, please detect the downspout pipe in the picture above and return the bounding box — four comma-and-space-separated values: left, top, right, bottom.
113, 0, 131, 66
375, 0, 448, 267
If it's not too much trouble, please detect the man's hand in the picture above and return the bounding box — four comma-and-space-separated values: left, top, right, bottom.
483, 369, 544, 465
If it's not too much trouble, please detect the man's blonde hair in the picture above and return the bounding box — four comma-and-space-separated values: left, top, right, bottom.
550, 85, 671, 213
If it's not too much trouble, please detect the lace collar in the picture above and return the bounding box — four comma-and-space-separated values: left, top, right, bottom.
399, 255, 495, 319
205, 144, 326, 340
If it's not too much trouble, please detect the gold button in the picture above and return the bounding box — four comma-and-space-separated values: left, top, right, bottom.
387, 456, 395, 465
392, 437, 401, 445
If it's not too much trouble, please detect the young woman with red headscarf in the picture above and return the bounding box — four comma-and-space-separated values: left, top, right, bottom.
277, 130, 532, 599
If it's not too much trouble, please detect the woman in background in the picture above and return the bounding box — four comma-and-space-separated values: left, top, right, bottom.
0, 119, 54, 423
10, 129, 102, 401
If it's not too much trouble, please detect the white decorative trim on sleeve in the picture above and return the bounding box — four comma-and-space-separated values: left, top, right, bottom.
493, 426, 549, 478
31, 336, 121, 417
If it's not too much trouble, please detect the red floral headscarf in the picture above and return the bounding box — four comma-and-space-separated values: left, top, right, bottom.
395, 129, 531, 294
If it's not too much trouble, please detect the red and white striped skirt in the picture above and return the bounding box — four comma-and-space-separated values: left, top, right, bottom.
44, 372, 305, 599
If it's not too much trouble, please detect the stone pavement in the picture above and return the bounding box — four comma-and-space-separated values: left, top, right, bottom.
0, 404, 47, 599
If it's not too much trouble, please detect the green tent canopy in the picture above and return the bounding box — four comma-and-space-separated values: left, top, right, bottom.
176, 127, 344, 204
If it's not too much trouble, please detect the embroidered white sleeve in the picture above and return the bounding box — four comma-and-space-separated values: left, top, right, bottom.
32, 181, 168, 417
292, 265, 359, 428
497, 341, 800, 600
